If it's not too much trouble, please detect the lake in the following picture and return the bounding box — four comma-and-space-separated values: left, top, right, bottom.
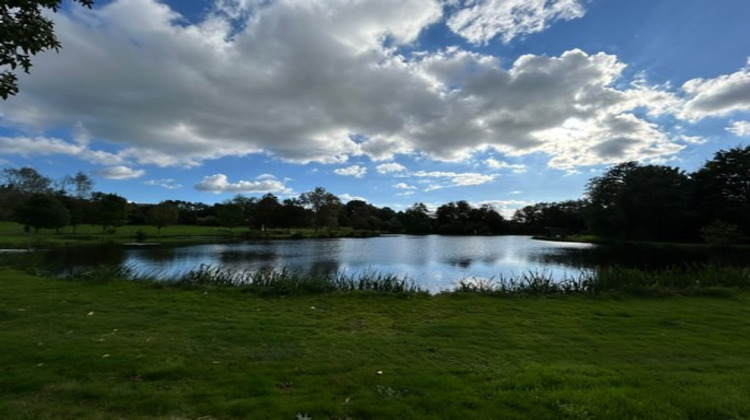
42, 235, 750, 292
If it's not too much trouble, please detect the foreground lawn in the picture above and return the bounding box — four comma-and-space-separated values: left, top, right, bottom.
1, 269, 750, 419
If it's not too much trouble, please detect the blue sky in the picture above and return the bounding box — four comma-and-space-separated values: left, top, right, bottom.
1, 0, 749, 216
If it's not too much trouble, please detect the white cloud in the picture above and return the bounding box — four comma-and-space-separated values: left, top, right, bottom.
728, 121, 750, 137
376, 162, 407, 174
680, 59, 750, 120
447, 0, 586, 44
484, 158, 526, 173
194, 173, 293, 194
0, 1, 692, 171
410, 171, 497, 189
96, 166, 145, 180
393, 182, 417, 190
334, 165, 367, 178
339, 193, 367, 202
0, 136, 123, 165
144, 178, 182, 189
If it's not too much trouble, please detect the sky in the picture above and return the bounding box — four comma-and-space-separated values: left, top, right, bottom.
1, 0, 749, 217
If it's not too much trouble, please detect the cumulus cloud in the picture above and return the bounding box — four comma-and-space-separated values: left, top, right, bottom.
410, 171, 497, 190
484, 158, 526, 173
333, 165, 367, 178
96, 166, 145, 180
447, 0, 586, 44
680, 60, 750, 121
376, 162, 407, 174
727, 121, 750, 137
0, 0, 692, 171
393, 182, 417, 190
194, 173, 293, 194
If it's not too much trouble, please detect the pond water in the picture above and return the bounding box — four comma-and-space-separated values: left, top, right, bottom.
42, 235, 750, 292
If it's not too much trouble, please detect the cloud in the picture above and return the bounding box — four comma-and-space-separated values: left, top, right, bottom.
376, 162, 407, 174
447, 0, 586, 44
484, 158, 526, 173
194, 173, 293, 194
410, 171, 497, 189
393, 182, 417, 190
680, 59, 750, 120
95, 166, 145, 180
0, 1, 690, 171
727, 121, 750, 137
0, 136, 123, 165
334, 165, 367, 178
339, 193, 367, 202
144, 178, 182, 189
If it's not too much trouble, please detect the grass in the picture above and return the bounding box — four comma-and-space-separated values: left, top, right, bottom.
0, 221, 378, 249
2, 267, 750, 419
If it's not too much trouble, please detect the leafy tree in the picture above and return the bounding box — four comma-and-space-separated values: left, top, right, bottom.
255, 193, 282, 230
229, 195, 257, 228
299, 187, 341, 231
1, 0, 94, 99
512, 200, 587, 235
148, 202, 179, 234
400, 202, 433, 234
280, 198, 311, 228
1, 166, 52, 195
13, 193, 69, 232
59, 171, 93, 199
90, 192, 127, 232
215, 203, 244, 231
586, 162, 693, 240
693, 146, 750, 237
61, 196, 89, 233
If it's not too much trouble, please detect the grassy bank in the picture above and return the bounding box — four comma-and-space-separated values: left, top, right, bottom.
1, 269, 750, 419
0, 221, 378, 249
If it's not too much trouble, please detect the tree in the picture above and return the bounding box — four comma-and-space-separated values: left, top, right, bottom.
90, 192, 127, 232
60, 171, 93, 199
148, 202, 179, 234
13, 193, 69, 233
400, 202, 433, 234
1, 0, 94, 99
215, 203, 244, 231
255, 193, 282, 230
586, 162, 694, 240
1, 166, 52, 195
693, 146, 750, 238
299, 187, 342, 231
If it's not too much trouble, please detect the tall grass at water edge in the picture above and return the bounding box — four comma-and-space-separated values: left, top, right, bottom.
452, 263, 750, 297
1, 252, 748, 296
173, 264, 423, 295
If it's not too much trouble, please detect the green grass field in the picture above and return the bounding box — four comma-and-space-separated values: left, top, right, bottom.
0, 221, 375, 248
1, 268, 749, 419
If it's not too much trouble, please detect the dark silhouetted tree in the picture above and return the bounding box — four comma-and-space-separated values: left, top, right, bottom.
13, 193, 69, 233
90, 192, 127, 232
300, 187, 341, 231
693, 145, 750, 239
148, 202, 179, 234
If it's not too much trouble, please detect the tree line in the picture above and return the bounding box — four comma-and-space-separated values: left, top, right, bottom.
512, 146, 749, 244
1, 145, 748, 244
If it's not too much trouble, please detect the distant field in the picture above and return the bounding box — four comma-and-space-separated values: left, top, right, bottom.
0, 221, 372, 248
1, 268, 749, 419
